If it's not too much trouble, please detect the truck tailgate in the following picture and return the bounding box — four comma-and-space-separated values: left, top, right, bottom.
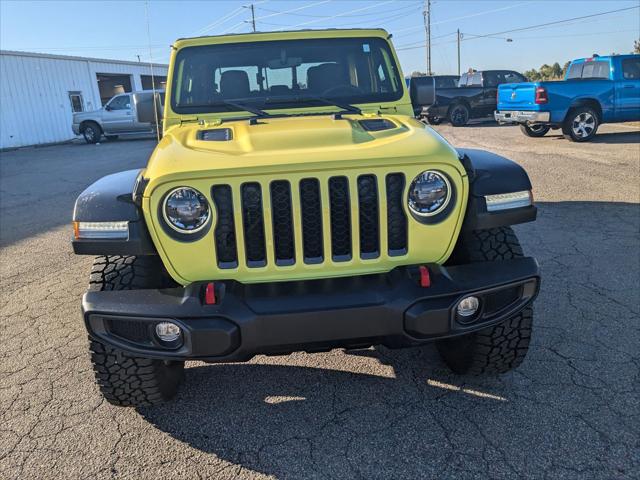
497, 83, 538, 109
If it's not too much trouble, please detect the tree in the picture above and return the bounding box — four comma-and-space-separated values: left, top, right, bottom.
551, 62, 562, 79
634, 39, 640, 54
411, 71, 426, 77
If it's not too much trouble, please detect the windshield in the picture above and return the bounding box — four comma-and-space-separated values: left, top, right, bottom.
171, 37, 403, 114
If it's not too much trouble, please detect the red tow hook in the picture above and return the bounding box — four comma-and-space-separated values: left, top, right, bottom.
419, 266, 431, 288
204, 282, 216, 305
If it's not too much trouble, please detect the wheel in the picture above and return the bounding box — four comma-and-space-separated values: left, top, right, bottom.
437, 227, 533, 375
448, 103, 470, 127
82, 122, 102, 144
562, 106, 599, 142
520, 124, 550, 137
427, 116, 442, 125
104, 135, 119, 141
88, 255, 184, 407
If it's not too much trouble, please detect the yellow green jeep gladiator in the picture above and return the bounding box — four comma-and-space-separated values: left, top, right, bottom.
72, 29, 540, 407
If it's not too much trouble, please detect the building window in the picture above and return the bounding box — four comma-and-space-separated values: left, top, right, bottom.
69, 92, 84, 112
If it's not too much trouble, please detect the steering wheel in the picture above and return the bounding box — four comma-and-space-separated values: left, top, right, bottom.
321, 84, 365, 97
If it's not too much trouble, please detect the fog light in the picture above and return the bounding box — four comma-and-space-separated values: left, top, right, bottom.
155, 322, 181, 343
457, 296, 480, 318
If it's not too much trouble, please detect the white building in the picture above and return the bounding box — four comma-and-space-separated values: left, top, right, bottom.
0, 50, 168, 149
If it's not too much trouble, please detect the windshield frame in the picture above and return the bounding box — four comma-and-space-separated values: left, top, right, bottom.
169, 36, 404, 115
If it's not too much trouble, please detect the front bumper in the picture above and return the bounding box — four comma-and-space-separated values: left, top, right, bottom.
495, 110, 550, 124
82, 258, 540, 362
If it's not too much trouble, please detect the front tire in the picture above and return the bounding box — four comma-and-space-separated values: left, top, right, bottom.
82, 121, 102, 144
448, 103, 470, 127
562, 107, 599, 142
87, 256, 184, 407
427, 116, 442, 125
438, 227, 533, 374
520, 124, 550, 137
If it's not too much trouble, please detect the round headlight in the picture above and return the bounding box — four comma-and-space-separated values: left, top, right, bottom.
408, 171, 451, 217
163, 187, 210, 233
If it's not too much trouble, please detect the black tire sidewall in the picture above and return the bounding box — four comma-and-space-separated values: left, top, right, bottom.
563, 107, 599, 142
449, 104, 469, 126
82, 122, 101, 144
520, 124, 550, 137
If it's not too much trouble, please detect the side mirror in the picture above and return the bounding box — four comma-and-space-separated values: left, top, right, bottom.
410, 77, 435, 107
105, 105, 112, 111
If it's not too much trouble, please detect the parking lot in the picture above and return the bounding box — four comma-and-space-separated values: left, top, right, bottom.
1, 122, 639, 479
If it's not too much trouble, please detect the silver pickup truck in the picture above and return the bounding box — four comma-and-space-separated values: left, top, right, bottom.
72, 90, 164, 143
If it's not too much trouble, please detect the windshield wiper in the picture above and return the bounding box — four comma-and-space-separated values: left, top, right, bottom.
220, 99, 272, 117
262, 96, 362, 115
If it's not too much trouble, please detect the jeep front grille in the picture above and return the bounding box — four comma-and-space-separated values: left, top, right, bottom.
211, 174, 408, 269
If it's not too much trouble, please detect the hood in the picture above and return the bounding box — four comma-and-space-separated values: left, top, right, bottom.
73, 108, 103, 121
144, 114, 461, 191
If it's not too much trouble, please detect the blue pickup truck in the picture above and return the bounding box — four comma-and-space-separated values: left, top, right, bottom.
495, 54, 640, 141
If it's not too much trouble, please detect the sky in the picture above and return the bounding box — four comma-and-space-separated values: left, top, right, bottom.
1, 0, 638, 76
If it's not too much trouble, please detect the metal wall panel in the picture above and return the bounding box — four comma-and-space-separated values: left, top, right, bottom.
0, 51, 168, 149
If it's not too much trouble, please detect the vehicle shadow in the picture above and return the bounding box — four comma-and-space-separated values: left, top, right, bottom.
138, 345, 512, 478
138, 201, 640, 478
589, 130, 640, 144
0, 140, 154, 248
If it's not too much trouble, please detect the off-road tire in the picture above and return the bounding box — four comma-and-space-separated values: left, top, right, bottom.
448, 103, 470, 127
437, 227, 533, 374
88, 255, 184, 407
520, 124, 550, 138
90, 339, 185, 407
82, 121, 102, 144
562, 106, 599, 142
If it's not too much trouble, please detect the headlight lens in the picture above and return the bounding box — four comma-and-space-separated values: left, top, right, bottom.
408, 171, 451, 216
163, 187, 210, 233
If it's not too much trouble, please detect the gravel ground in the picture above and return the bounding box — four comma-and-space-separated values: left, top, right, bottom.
1, 122, 639, 479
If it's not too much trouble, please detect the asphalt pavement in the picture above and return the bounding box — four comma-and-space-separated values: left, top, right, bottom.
1, 122, 639, 479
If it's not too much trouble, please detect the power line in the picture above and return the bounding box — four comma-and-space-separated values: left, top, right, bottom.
393, 2, 531, 38
255, 0, 419, 18
276, 0, 397, 30
395, 5, 640, 51
252, 0, 332, 21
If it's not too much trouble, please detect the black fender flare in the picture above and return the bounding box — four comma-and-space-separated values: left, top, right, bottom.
72, 169, 157, 255
457, 148, 537, 231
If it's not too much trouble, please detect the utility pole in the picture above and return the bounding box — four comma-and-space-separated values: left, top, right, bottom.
250, 3, 256, 32
457, 29, 461, 76
423, 0, 431, 75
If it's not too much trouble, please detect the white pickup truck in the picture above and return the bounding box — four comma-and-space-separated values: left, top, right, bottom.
72, 90, 164, 143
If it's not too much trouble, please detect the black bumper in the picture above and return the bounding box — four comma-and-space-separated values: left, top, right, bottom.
82, 258, 540, 362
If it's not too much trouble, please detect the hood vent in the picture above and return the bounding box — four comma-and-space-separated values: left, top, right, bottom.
359, 119, 396, 132
198, 128, 233, 141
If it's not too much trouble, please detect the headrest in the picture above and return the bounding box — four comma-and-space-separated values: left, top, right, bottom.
307, 63, 346, 93
220, 70, 250, 98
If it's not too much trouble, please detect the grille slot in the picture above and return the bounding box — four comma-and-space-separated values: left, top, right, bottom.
211, 185, 238, 268
270, 181, 295, 265
241, 182, 267, 267
210, 173, 411, 268
386, 173, 408, 256
299, 179, 323, 263
328, 176, 352, 261
357, 175, 380, 259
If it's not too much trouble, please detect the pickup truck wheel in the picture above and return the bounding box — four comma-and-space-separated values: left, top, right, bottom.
520, 124, 550, 137
448, 104, 470, 127
88, 255, 184, 407
437, 227, 533, 375
82, 122, 102, 144
562, 107, 599, 142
